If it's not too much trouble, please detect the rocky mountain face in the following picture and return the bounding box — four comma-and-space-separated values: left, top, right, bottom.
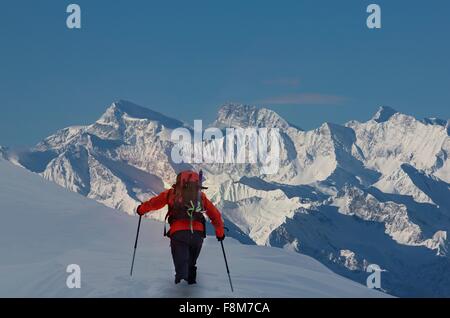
7, 100, 450, 297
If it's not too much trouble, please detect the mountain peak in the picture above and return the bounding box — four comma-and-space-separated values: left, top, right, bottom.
98, 100, 184, 129
212, 103, 291, 129
372, 106, 398, 123
110, 100, 150, 115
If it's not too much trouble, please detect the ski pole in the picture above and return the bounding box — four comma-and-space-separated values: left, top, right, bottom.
130, 214, 142, 277
220, 240, 234, 292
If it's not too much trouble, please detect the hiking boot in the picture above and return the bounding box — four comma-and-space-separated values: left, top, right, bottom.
187, 265, 197, 285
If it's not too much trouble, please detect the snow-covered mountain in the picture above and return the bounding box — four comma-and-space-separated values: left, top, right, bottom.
0, 146, 7, 160
0, 159, 387, 297
211, 103, 296, 130
7, 100, 450, 297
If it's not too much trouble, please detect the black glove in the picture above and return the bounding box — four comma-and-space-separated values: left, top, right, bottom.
136, 204, 145, 216
217, 234, 225, 241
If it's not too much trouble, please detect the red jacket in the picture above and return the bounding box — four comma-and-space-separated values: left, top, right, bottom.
137, 189, 225, 238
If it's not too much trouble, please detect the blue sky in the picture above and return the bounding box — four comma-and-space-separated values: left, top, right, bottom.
0, 0, 449, 147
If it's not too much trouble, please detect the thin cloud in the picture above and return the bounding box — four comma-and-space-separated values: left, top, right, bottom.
262, 78, 301, 88
256, 93, 348, 106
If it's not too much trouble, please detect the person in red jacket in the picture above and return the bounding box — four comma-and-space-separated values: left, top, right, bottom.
136, 170, 225, 285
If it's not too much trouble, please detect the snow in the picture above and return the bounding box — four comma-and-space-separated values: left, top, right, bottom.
330, 186, 436, 247
213, 180, 302, 245
348, 112, 449, 178
0, 160, 387, 297
6, 100, 450, 297
212, 103, 292, 130
373, 166, 435, 204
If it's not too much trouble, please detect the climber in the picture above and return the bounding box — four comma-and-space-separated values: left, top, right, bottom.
136, 170, 225, 285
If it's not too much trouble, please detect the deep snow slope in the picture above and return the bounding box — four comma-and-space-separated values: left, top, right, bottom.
0, 160, 386, 297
